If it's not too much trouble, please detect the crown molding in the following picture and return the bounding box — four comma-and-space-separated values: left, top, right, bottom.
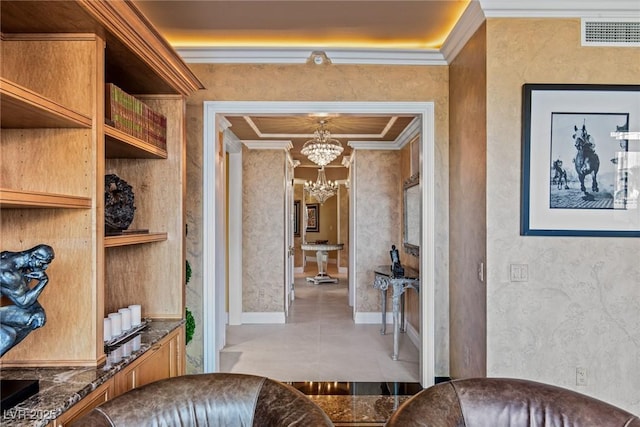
441, 0, 486, 63
348, 140, 399, 150
394, 117, 422, 149
243, 115, 399, 139
177, 47, 312, 64
175, 1, 638, 66
176, 46, 447, 65
324, 48, 446, 65
223, 129, 242, 153
217, 115, 232, 132
479, 0, 640, 17
241, 140, 293, 150
286, 152, 300, 168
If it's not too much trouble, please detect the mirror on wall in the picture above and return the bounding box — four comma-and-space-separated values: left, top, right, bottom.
403, 173, 420, 257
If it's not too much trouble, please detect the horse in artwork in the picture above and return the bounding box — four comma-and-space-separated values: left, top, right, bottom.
552, 159, 569, 190
572, 123, 600, 195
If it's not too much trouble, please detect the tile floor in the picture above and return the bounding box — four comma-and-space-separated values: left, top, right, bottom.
220, 267, 422, 425
220, 268, 420, 383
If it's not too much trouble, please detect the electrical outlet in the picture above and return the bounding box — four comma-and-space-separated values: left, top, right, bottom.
576, 367, 588, 386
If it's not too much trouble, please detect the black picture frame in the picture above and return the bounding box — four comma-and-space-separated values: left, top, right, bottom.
294, 200, 301, 237
521, 83, 640, 237
306, 203, 320, 232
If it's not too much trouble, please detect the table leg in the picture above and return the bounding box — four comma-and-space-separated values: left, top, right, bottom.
306, 249, 338, 284
316, 250, 326, 276
400, 292, 406, 333
392, 289, 401, 361
380, 288, 387, 335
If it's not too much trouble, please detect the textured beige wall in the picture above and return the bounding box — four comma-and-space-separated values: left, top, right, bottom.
242, 147, 286, 312
449, 23, 487, 379
354, 150, 403, 312
486, 18, 640, 413
185, 62, 450, 376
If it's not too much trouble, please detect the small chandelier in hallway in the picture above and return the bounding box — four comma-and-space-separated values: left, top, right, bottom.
305, 166, 338, 204
301, 120, 344, 166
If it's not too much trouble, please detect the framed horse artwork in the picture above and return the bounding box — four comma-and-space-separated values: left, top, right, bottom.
521, 83, 640, 237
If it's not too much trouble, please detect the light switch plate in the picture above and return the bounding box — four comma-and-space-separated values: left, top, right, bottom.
510, 264, 528, 282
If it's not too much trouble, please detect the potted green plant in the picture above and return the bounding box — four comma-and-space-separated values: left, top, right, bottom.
185, 260, 195, 345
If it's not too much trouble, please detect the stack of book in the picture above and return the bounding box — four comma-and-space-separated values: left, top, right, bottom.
105, 83, 167, 150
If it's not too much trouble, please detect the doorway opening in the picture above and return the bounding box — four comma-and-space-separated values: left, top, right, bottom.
203, 101, 436, 387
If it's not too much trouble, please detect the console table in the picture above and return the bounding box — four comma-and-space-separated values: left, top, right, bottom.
373, 265, 420, 360
301, 243, 344, 284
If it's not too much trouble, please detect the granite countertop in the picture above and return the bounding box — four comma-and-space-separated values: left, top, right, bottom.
1, 320, 183, 427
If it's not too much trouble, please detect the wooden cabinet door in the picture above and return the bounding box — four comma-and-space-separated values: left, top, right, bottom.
115, 327, 183, 395
135, 341, 172, 389
115, 345, 167, 395
53, 379, 114, 427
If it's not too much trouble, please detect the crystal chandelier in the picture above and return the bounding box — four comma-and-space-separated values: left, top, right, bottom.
301, 120, 344, 166
305, 166, 339, 204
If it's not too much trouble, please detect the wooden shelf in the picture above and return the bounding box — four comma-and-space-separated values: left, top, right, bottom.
104, 232, 167, 248
0, 78, 92, 128
0, 188, 92, 209
105, 125, 167, 159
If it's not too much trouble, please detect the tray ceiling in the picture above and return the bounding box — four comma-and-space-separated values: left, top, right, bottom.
224, 114, 418, 173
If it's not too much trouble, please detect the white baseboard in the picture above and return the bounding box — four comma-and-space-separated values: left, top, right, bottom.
354, 311, 392, 325
241, 312, 286, 324
338, 266, 348, 274
406, 322, 420, 349
294, 266, 304, 274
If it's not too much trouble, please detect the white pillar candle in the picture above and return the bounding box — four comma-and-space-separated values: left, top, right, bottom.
118, 308, 132, 331
131, 335, 142, 351
108, 312, 122, 336
108, 346, 123, 364
122, 341, 132, 357
103, 317, 112, 342
128, 304, 142, 326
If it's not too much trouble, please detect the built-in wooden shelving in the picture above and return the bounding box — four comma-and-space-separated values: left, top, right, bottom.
0, 78, 92, 128
0, 0, 202, 372
104, 232, 167, 248
0, 188, 92, 209
105, 124, 167, 159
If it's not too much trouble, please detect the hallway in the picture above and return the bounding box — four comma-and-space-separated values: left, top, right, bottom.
219, 268, 420, 383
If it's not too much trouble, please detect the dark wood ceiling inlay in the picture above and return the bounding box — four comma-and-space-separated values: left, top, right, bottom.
225, 113, 418, 169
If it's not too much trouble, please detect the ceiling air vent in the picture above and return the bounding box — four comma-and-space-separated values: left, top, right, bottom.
582, 18, 640, 46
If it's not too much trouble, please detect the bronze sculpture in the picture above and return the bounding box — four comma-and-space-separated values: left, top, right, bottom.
0, 244, 55, 357
390, 244, 404, 277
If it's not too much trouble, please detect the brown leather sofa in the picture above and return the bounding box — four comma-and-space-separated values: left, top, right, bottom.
386, 377, 639, 427
71, 373, 333, 426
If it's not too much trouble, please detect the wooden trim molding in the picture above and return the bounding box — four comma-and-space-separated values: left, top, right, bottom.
78, 0, 204, 95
